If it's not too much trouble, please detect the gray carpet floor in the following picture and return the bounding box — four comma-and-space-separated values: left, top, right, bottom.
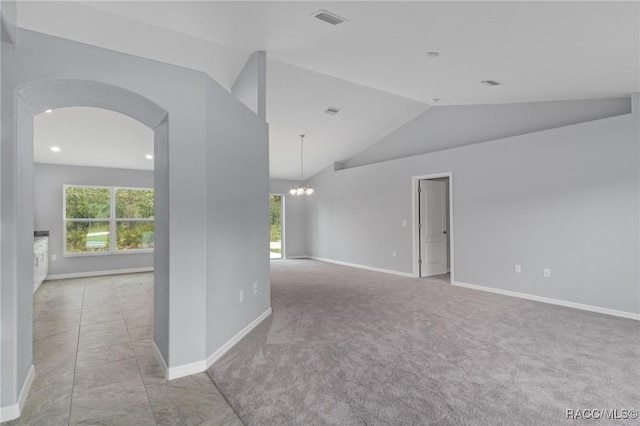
208, 259, 640, 425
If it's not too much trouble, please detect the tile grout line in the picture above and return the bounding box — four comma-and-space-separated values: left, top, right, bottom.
20, 274, 179, 425
67, 281, 86, 426
115, 277, 159, 426
18, 274, 172, 426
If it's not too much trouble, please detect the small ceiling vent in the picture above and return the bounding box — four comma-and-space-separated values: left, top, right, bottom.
481, 80, 503, 87
325, 107, 341, 115
312, 10, 348, 26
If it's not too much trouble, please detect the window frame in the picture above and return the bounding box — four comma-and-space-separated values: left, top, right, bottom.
113, 186, 155, 254
63, 184, 154, 257
269, 193, 285, 260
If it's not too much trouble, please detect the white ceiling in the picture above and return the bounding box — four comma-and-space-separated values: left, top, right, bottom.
267, 59, 429, 179
21, 1, 640, 178
34, 107, 154, 171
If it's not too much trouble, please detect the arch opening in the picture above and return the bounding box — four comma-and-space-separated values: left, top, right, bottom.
16, 79, 170, 368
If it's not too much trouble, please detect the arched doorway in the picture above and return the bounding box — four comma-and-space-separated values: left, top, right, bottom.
9, 79, 170, 407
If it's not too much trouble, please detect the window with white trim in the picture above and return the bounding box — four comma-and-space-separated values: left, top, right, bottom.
64, 185, 154, 256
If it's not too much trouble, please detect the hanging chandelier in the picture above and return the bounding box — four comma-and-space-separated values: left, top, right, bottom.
290, 134, 314, 196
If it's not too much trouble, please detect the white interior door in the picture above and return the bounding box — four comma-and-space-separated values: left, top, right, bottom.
420, 180, 448, 277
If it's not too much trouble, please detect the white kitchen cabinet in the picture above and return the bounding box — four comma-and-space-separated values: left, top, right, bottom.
33, 238, 48, 293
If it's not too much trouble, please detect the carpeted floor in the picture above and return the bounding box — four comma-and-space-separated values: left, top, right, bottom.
208, 259, 640, 425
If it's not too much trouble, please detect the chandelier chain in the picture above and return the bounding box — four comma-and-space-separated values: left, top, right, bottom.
300, 134, 304, 182
289, 134, 314, 196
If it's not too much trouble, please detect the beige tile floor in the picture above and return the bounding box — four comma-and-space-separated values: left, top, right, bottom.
4, 273, 242, 426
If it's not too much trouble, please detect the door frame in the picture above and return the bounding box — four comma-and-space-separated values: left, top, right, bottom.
269, 193, 285, 260
411, 172, 454, 282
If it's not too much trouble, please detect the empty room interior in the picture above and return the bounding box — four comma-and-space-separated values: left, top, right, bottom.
1, 1, 639, 425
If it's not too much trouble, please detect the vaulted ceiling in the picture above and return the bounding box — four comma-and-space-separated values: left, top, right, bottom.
23, 1, 640, 178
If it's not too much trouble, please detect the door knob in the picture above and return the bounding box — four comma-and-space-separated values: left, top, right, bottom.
443, 231, 447, 234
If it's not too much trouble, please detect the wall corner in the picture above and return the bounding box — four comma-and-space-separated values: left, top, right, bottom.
0, 0, 17, 44
231, 51, 267, 120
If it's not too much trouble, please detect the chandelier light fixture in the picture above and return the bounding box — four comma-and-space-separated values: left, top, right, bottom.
289, 134, 314, 196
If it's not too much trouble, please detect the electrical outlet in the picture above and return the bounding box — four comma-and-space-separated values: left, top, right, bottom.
315, 242, 319, 248
239, 290, 244, 303
515, 264, 521, 274
253, 282, 258, 294
401, 220, 407, 227
392, 251, 397, 258
51, 254, 57, 262
543, 268, 551, 278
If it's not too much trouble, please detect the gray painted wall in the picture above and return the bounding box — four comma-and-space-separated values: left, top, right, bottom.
152, 118, 170, 367
231, 51, 266, 120
1, 28, 270, 412
308, 109, 639, 315
33, 163, 154, 277
0, 0, 17, 43
0, 3, 7, 410
345, 98, 632, 168
1, 28, 30, 411
270, 179, 307, 258
206, 78, 270, 354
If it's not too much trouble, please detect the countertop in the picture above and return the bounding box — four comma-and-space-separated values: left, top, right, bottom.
34, 230, 49, 243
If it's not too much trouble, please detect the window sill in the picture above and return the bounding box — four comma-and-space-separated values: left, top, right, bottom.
64, 249, 154, 258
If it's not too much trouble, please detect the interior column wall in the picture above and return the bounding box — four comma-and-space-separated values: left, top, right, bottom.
205, 79, 270, 357
1, 33, 18, 411
1, 27, 270, 415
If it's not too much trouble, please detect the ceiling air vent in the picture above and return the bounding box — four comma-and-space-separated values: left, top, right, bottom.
313, 10, 348, 26
481, 80, 503, 87
325, 107, 341, 115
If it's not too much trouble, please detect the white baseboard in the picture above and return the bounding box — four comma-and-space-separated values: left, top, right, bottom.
453, 281, 640, 321
0, 365, 35, 422
46, 267, 154, 281
166, 359, 208, 381
0, 402, 20, 422
18, 365, 34, 415
284, 255, 309, 259
206, 308, 272, 368
152, 342, 168, 380
311, 256, 415, 278
165, 307, 272, 380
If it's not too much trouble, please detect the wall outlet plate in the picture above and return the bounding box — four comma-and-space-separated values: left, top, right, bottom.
253, 282, 258, 294
543, 268, 551, 278
515, 264, 521, 274
239, 290, 244, 303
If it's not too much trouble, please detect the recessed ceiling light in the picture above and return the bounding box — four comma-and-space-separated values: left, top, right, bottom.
50, 146, 60, 152
145, 154, 153, 160
481, 80, 503, 87
312, 10, 348, 25
45, 109, 52, 113
325, 107, 341, 115
426, 51, 440, 58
